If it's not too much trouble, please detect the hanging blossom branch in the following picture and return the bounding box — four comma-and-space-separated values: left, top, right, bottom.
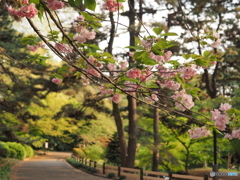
6, 0, 240, 139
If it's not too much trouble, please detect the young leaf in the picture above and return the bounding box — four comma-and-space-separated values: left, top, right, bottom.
84, 0, 96, 11
161, 32, 178, 36
153, 27, 163, 35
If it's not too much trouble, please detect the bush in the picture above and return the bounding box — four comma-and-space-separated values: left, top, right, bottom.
6, 142, 26, 160
23, 144, 34, 158
88, 167, 98, 173
107, 172, 115, 178
73, 148, 85, 157
9, 148, 17, 158
0, 142, 10, 158
0, 162, 11, 180
66, 157, 84, 168
119, 175, 126, 180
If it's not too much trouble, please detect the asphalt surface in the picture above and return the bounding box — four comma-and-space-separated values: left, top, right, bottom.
9, 151, 108, 180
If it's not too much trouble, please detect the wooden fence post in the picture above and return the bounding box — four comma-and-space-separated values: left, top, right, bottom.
89, 160, 92, 167
103, 162, 106, 174
94, 161, 97, 169
140, 168, 144, 180
85, 159, 87, 166
168, 170, 172, 180
118, 164, 121, 177
204, 174, 208, 180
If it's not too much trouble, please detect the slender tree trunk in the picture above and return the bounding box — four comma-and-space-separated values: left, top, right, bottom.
152, 107, 160, 171
112, 102, 127, 166
107, 12, 128, 167
126, 94, 137, 168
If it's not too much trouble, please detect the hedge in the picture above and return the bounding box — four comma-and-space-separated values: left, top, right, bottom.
6, 142, 26, 160
0, 142, 10, 158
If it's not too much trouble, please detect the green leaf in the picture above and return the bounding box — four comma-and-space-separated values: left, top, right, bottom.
155, 39, 167, 49
125, 45, 144, 50
142, 57, 157, 65
182, 54, 191, 60
200, 41, 208, 46
57, 65, 69, 74
194, 59, 209, 66
75, 0, 83, 6
30, 0, 40, 4
161, 32, 178, 36
203, 50, 211, 57
153, 27, 163, 35
84, 0, 96, 11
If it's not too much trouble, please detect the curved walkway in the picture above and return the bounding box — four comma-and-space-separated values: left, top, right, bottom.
9, 151, 108, 180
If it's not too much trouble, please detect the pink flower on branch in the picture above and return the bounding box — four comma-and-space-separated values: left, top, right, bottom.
8, 3, 38, 18
55, 43, 73, 53
126, 69, 141, 79
46, 0, 64, 11
111, 93, 121, 103
103, 0, 123, 12
219, 103, 232, 111
171, 90, 194, 111
188, 127, 211, 139
52, 78, 62, 84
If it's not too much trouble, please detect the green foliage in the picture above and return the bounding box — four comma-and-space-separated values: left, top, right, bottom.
82, 145, 104, 161
0, 161, 11, 180
0, 142, 10, 158
119, 175, 127, 180
105, 132, 121, 165
23, 144, 34, 158
6, 142, 26, 160
107, 172, 115, 178
9, 148, 17, 158
66, 157, 83, 168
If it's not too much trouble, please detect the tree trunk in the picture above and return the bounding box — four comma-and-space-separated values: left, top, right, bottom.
152, 107, 160, 171
126, 94, 137, 168
112, 102, 127, 166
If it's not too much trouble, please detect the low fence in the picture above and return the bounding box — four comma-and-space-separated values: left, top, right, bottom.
72, 155, 209, 180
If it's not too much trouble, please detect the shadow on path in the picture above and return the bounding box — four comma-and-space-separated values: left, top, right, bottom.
10, 151, 108, 180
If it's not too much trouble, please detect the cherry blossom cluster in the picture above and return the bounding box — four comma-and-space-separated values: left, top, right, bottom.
73, 16, 96, 44
103, 0, 123, 12
225, 129, 240, 140
55, 43, 73, 53
46, 0, 64, 11
27, 43, 45, 52
188, 126, 211, 139
171, 90, 195, 111
211, 103, 231, 131
8, 3, 38, 19
52, 78, 62, 84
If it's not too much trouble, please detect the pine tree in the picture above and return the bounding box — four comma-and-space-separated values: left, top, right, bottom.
105, 132, 121, 165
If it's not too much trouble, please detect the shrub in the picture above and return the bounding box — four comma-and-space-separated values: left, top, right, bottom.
88, 167, 98, 173
23, 144, 34, 158
119, 175, 126, 180
9, 148, 17, 158
66, 157, 83, 168
6, 142, 26, 160
73, 148, 85, 157
0, 142, 10, 158
0, 162, 11, 180
107, 172, 115, 178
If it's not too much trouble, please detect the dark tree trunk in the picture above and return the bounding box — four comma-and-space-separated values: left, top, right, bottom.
112, 102, 127, 166
126, 94, 137, 168
152, 107, 160, 171
107, 12, 127, 167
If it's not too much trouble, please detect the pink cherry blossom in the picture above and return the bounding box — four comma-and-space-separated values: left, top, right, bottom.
77, 15, 85, 21
129, 52, 134, 57
55, 43, 73, 53
46, 0, 64, 11
103, 0, 123, 12
126, 69, 142, 79
212, 31, 220, 39
232, 129, 240, 139
211, 107, 229, 131
87, 69, 101, 77
188, 127, 211, 139
141, 40, 152, 50
100, 86, 114, 95
171, 90, 194, 111
219, 103, 232, 111
158, 80, 180, 91
27, 43, 45, 52
211, 109, 221, 121
224, 133, 233, 140
140, 69, 153, 82
73, 34, 86, 44
179, 65, 197, 80
210, 39, 221, 48
52, 78, 62, 84
119, 61, 128, 70
164, 51, 172, 62
111, 93, 121, 103
107, 64, 117, 71
20, 3, 38, 18
22, 0, 29, 4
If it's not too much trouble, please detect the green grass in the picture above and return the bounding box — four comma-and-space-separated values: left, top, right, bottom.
0, 158, 19, 180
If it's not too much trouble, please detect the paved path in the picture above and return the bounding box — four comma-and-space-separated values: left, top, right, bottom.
9, 151, 108, 180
